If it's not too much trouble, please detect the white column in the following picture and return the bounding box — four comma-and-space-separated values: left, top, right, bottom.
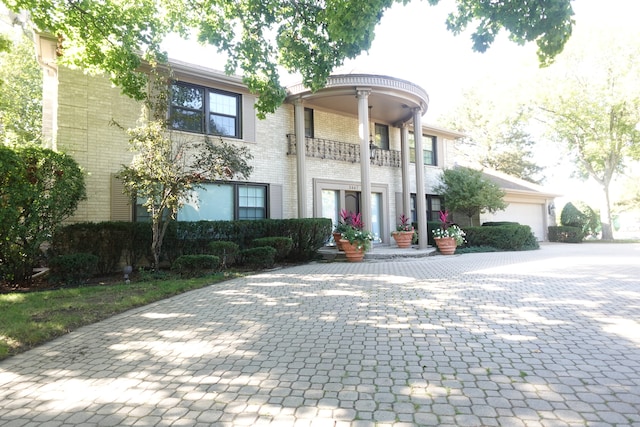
356, 88, 373, 238
293, 98, 308, 218
413, 107, 428, 249
400, 124, 411, 220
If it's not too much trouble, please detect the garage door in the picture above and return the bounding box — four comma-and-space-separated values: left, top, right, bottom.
482, 203, 545, 241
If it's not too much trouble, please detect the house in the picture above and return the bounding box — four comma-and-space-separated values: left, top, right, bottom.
479, 169, 559, 241
35, 34, 554, 247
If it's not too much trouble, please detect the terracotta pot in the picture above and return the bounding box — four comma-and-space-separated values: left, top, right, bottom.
434, 236, 457, 255
392, 231, 414, 248
340, 239, 365, 262
333, 232, 344, 251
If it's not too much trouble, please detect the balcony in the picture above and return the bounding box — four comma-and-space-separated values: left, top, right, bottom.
286, 134, 401, 167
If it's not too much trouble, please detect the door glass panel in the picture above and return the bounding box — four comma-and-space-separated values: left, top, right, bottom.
371, 192, 382, 243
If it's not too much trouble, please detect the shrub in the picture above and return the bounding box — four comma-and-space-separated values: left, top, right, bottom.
240, 246, 277, 269
560, 201, 600, 237
482, 221, 520, 227
464, 224, 539, 251
171, 255, 221, 277
208, 241, 240, 268
252, 237, 293, 261
548, 226, 584, 243
48, 253, 99, 286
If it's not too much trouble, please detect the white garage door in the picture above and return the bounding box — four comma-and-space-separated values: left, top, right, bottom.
483, 203, 545, 241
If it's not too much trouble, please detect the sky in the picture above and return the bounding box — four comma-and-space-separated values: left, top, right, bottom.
162, 0, 640, 218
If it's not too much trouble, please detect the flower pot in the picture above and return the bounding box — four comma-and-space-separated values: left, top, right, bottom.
392, 231, 414, 248
333, 232, 344, 251
434, 236, 456, 255
340, 239, 365, 262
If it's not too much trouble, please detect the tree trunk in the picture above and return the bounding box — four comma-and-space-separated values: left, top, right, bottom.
601, 184, 614, 240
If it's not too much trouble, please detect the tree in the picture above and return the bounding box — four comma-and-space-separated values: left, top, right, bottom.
434, 166, 507, 226
0, 33, 42, 144
538, 30, 640, 240
117, 72, 253, 270
1, 0, 574, 117
0, 144, 86, 283
444, 91, 544, 184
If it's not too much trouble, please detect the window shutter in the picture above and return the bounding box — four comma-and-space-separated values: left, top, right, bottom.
269, 184, 283, 219
110, 174, 132, 221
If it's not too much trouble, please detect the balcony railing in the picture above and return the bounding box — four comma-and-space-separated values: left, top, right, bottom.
286, 134, 401, 167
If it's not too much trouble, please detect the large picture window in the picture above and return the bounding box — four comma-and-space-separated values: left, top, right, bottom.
170, 82, 242, 138
408, 133, 437, 166
135, 182, 268, 222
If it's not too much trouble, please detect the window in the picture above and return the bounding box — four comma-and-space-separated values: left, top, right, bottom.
408, 133, 437, 166
374, 123, 389, 150
134, 182, 268, 222
410, 194, 444, 222
170, 82, 242, 138
304, 108, 314, 138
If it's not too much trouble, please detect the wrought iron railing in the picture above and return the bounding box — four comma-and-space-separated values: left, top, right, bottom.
286, 134, 401, 167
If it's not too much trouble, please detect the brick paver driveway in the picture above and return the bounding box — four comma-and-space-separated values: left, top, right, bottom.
1, 243, 639, 426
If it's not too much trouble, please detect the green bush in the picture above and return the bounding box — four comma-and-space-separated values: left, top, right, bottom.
251, 237, 293, 261
464, 224, 539, 251
482, 221, 520, 227
548, 226, 584, 243
240, 246, 277, 269
208, 241, 240, 268
48, 253, 99, 286
171, 255, 221, 277
0, 145, 86, 283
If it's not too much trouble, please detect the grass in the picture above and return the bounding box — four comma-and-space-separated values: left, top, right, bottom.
0, 272, 240, 361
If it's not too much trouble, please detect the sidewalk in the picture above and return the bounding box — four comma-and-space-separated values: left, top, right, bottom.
0, 243, 639, 426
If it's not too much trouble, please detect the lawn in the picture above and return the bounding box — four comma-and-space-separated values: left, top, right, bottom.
0, 273, 240, 361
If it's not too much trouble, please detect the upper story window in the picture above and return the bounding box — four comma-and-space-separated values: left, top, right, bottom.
304, 108, 314, 138
375, 123, 389, 150
170, 82, 242, 139
409, 132, 437, 166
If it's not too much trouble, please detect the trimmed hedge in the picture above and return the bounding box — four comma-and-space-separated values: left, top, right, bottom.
208, 241, 240, 268
464, 224, 539, 251
548, 226, 584, 243
251, 237, 293, 261
52, 218, 331, 271
171, 255, 220, 277
48, 253, 99, 286
240, 246, 277, 269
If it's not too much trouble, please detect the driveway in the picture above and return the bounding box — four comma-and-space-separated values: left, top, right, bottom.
0, 243, 639, 426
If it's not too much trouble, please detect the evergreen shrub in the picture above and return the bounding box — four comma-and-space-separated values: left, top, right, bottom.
464, 224, 539, 251
251, 237, 293, 261
240, 246, 277, 269
548, 226, 584, 243
48, 253, 99, 286
171, 255, 220, 277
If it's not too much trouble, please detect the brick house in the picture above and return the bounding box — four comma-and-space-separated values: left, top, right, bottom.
36, 34, 555, 246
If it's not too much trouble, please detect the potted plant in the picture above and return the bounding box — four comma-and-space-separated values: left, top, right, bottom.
339, 211, 374, 262
432, 210, 466, 255
391, 213, 415, 248
333, 209, 352, 251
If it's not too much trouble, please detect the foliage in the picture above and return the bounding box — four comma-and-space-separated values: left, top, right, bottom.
560, 202, 600, 238
0, 33, 42, 144
251, 237, 293, 261
48, 253, 99, 286
548, 225, 584, 243
434, 167, 507, 226
171, 255, 220, 277
393, 213, 414, 232
445, 92, 544, 184
337, 210, 374, 252
240, 246, 276, 269
208, 241, 240, 268
3, 0, 573, 116
464, 224, 539, 251
117, 73, 253, 270
0, 145, 86, 283
538, 29, 640, 240
432, 210, 466, 246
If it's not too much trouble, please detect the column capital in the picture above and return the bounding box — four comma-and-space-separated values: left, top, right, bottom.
355, 88, 372, 99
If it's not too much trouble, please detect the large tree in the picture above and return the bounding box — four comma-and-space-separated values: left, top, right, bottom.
444, 90, 544, 184
1, 0, 574, 116
538, 30, 640, 240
